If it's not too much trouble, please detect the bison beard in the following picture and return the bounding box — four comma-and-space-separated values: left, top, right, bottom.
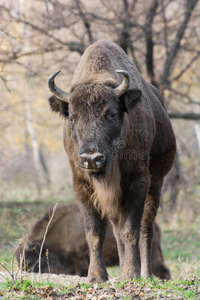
16, 203, 171, 280
47, 39, 176, 282
91, 159, 122, 218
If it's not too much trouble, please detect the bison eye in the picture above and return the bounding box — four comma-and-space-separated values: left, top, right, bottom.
68, 112, 75, 124
106, 110, 118, 121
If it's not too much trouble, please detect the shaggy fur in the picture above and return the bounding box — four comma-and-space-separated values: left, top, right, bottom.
91, 159, 122, 218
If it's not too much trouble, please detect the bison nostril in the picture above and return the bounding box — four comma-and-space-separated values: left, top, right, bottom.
79, 155, 90, 168
95, 154, 106, 168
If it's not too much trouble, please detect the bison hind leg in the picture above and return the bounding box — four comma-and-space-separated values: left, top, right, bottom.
140, 181, 163, 278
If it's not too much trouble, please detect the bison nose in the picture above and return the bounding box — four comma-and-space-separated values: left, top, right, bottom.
79, 152, 106, 172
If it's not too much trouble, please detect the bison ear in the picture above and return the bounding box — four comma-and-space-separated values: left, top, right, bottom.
26, 242, 40, 253
49, 95, 61, 112
123, 88, 142, 111
48, 95, 69, 117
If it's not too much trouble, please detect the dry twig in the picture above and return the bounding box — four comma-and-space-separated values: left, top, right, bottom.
38, 203, 58, 281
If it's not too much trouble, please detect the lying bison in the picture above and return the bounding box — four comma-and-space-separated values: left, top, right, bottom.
48, 39, 176, 282
16, 203, 170, 280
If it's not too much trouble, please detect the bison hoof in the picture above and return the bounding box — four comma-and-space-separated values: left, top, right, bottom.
87, 273, 108, 283
88, 277, 105, 283
120, 271, 140, 281
87, 266, 108, 283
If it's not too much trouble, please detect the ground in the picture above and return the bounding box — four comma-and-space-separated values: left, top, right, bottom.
0, 271, 200, 299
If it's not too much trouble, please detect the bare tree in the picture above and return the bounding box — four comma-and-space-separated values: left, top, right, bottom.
1, 0, 199, 113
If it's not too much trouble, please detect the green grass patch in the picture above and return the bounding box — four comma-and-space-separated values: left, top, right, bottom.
114, 281, 127, 289
131, 277, 199, 299
0, 276, 199, 299
162, 228, 200, 278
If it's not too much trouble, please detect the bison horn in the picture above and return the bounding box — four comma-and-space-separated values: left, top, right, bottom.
114, 70, 130, 98
48, 70, 71, 103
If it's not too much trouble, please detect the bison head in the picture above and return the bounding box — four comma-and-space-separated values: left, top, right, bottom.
48, 70, 141, 176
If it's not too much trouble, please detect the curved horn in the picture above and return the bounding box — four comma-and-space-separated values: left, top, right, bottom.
114, 70, 130, 98
48, 70, 71, 103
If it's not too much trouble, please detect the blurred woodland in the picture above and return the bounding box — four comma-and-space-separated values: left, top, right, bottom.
0, 0, 200, 224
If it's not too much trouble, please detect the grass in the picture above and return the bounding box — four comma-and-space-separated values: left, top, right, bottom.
0, 279, 63, 299
132, 277, 199, 299
162, 228, 200, 279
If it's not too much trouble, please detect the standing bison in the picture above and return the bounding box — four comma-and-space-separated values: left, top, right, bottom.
16, 203, 171, 280
48, 39, 176, 282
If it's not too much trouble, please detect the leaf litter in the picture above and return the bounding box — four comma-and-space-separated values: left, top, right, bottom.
0, 272, 199, 299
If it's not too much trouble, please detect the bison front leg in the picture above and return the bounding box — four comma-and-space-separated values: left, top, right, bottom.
120, 219, 141, 280
114, 180, 149, 281
77, 202, 108, 283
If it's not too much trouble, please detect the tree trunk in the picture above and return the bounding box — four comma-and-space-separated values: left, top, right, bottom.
25, 102, 42, 193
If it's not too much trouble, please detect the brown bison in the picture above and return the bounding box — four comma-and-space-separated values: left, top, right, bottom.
48, 39, 176, 282
16, 203, 171, 280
